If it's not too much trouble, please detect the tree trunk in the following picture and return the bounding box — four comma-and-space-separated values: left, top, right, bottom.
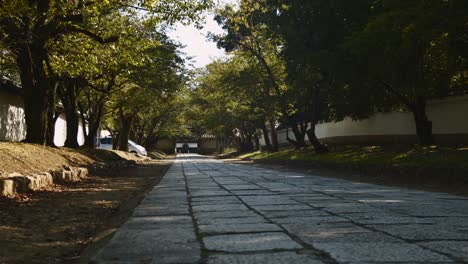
261, 122, 272, 151
64, 108, 80, 148
84, 126, 99, 148
117, 122, 131, 151
63, 100, 79, 148
269, 118, 279, 152
413, 97, 435, 145
306, 124, 329, 154
307, 85, 328, 154
46, 91, 57, 147
245, 132, 254, 152
239, 128, 254, 152
254, 133, 260, 151
79, 97, 105, 149
287, 120, 307, 149
117, 109, 135, 151
144, 134, 160, 151
59, 79, 81, 148
18, 45, 51, 144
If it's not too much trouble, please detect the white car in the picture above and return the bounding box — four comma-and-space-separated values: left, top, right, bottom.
98, 138, 147, 156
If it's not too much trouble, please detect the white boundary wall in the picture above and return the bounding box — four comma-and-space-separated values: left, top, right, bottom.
0, 91, 26, 142
0, 92, 86, 146
267, 95, 468, 145
53, 113, 86, 147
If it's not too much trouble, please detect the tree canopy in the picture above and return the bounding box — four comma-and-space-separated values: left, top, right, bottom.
189, 0, 467, 152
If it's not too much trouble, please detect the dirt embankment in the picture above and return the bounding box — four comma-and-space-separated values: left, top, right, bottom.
0, 161, 172, 263
0, 142, 173, 263
0, 142, 140, 177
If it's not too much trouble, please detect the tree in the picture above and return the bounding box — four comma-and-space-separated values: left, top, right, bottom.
188, 57, 280, 152
343, 0, 468, 145
0, 0, 210, 145
0, 1, 121, 144
214, 2, 315, 150
101, 32, 185, 152
262, 0, 376, 153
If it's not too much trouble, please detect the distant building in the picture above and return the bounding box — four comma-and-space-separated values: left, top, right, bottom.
156, 134, 219, 154
175, 142, 198, 153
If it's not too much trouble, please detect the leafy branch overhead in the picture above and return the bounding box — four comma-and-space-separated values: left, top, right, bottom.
0, 0, 211, 147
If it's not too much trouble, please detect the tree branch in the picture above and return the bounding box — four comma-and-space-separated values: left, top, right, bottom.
63, 24, 119, 44
378, 79, 415, 111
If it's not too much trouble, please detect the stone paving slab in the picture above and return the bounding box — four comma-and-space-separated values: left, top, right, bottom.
367, 224, 468, 241
92, 228, 200, 263
192, 204, 249, 212
418, 241, 468, 262
207, 252, 324, 264
199, 223, 282, 234
197, 216, 268, 225
193, 210, 259, 220
312, 242, 452, 262
93, 154, 468, 263
203, 232, 303, 252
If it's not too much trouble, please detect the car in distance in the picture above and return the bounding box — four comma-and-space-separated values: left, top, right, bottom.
98, 138, 147, 156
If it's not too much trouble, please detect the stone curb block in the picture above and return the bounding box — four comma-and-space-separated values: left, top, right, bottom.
1, 166, 88, 197
0, 179, 14, 196
0, 159, 135, 197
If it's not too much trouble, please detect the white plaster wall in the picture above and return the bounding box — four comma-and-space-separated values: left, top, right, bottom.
427, 96, 468, 134
263, 95, 468, 145
0, 92, 26, 142
53, 114, 67, 146
315, 112, 416, 139
77, 119, 86, 146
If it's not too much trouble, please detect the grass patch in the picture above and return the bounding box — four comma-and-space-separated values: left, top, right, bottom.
147, 150, 167, 160
238, 145, 468, 168
75, 148, 125, 162
222, 147, 238, 154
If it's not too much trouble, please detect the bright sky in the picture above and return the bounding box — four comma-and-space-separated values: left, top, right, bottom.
167, 0, 238, 69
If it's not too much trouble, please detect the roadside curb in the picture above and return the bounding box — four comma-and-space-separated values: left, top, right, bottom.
0, 160, 137, 197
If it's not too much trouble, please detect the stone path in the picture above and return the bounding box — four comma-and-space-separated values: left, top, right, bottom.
92, 154, 468, 263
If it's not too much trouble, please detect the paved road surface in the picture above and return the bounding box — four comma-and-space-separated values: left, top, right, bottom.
92, 154, 468, 263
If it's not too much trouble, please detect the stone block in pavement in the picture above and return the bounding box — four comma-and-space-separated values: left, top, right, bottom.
191, 204, 249, 212
123, 215, 193, 229
191, 196, 240, 205
300, 230, 403, 244
230, 190, 275, 196
197, 216, 267, 225
342, 213, 436, 225
271, 215, 348, 225
262, 209, 329, 218
313, 242, 451, 262
199, 223, 282, 234
190, 190, 232, 197
239, 196, 298, 205
193, 210, 259, 220
92, 228, 200, 263
223, 184, 264, 190
418, 241, 468, 262
251, 204, 312, 211
203, 232, 302, 252
368, 224, 468, 240
132, 205, 189, 216
282, 222, 370, 237
207, 252, 324, 264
